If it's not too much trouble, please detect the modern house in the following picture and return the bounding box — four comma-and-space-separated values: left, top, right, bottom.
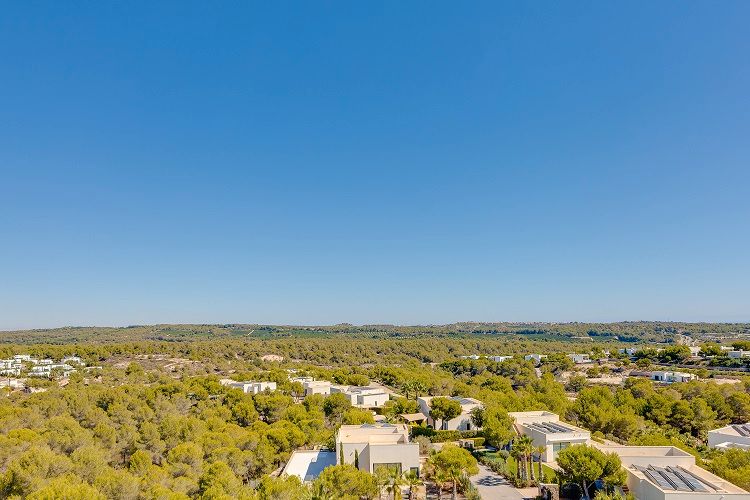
595, 445, 750, 500
509, 411, 591, 462
335, 423, 420, 475
330, 385, 389, 408
650, 371, 696, 384
226, 381, 277, 394
417, 396, 483, 431
619, 347, 640, 356
303, 380, 332, 396
488, 355, 513, 362
525, 354, 547, 365
568, 353, 592, 364
708, 423, 750, 450
29, 363, 76, 378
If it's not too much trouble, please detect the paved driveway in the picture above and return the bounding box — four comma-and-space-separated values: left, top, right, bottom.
470, 464, 524, 500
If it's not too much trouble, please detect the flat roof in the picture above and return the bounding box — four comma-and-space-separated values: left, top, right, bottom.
283, 450, 336, 483
337, 423, 410, 444
711, 423, 750, 437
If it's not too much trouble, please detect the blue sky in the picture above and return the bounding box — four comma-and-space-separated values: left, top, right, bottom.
1, 2, 749, 329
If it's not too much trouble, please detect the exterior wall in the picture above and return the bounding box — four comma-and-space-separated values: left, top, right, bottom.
367, 443, 420, 474
442, 413, 474, 431
358, 393, 389, 408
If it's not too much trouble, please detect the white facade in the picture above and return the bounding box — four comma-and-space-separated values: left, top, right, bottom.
708, 423, 750, 450
488, 355, 513, 362
619, 347, 640, 356
29, 363, 75, 378
728, 350, 750, 359
331, 385, 389, 408
510, 411, 590, 462
524, 354, 547, 365
595, 445, 750, 500
303, 380, 332, 396
568, 353, 592, 364
228, 381, 277, 394
335, 423, 420, 475
417, 396, 483, 431
651, 371, 696, 384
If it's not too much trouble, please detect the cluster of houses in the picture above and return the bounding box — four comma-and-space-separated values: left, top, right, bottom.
290, 376, 390, 408
0, 354, 83, 378
276, 397, 750, 500
220, 379, 278, 394
510, 411, 750, 500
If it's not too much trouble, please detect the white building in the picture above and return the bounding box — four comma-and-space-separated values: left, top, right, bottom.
227, 381, 277, 394
417, 396, 483, 431
29, 363, 75, 378
331, 385, 389, 408
619, 347, 640, 356
650, 371, 696, 384
595, 445, 750, 500
728, 350, 750, 359
525, 354, 547, 365
336, 423, 420, 476
62, 356, 84, 365
460, 355, 481, 360
568, 353, 592, 364
488, 355, 513, 362
708, 423, 750, 450
510, 411, 591, 462
303, 380, 332, 396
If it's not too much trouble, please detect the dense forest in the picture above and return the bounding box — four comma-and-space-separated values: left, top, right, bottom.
2, 321, 750, 345
1, 330, 750, 498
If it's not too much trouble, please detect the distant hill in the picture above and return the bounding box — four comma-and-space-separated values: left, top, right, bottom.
0, 321, 748, 344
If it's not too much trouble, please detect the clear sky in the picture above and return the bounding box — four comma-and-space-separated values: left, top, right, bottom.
1, 2, 749, 330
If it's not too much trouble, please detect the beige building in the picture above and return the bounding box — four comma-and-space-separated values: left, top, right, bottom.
708, 423, 750, 450
331, 385, 390, 408
596, 445, 750, 500
417, 396, 483, 431
509, 411, 590, 462
335, 423, 420, 475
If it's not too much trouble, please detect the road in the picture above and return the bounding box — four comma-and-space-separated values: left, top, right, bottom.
469, 464, 524, 500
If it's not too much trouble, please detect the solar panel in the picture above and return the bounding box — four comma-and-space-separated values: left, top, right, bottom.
732, 424, 750, 437
668, 467, 709, 493
634, 465, 716, 492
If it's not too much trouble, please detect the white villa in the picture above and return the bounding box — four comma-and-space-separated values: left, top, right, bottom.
568, 353, 592, 364
417, 396, 483, 431
650, 371, 697, 384
335, 423, 420, 476
330, 385, 389, 408
708, 423, 750, 450
509, 411, 591, 462
525, 354, 547, 365
223, 380, 277, 394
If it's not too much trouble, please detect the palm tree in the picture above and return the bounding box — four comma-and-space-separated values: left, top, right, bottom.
535, 445, 546, 483
513, 435, 534, 483
386, 468, 406, 500
404, 470, 422, 500
433, 470, 449, 500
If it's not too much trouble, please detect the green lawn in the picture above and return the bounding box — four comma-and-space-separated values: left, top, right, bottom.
479, 452, 557, 483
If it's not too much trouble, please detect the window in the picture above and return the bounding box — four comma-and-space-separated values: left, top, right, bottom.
410, 467, 419, 478
552, 442, 571, 458
373, 463, 402, 475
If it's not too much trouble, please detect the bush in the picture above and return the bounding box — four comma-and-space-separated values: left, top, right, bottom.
411, 427, 480, 443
